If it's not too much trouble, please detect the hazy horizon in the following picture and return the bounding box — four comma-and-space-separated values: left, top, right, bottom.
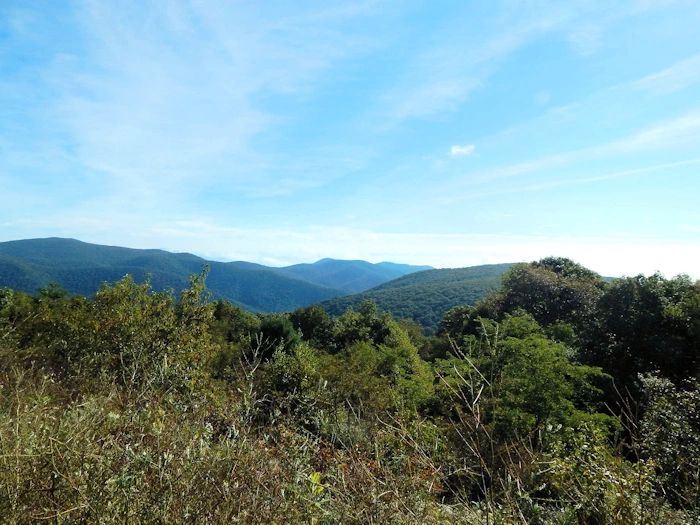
3, 235, 698, 281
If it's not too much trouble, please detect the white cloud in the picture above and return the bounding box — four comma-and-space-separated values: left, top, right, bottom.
450, 144, 475, 157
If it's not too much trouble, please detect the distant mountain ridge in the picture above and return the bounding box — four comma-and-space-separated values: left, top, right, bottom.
271, 258, 433, 294
0, 238, 431, 313
318, 263, 514, 334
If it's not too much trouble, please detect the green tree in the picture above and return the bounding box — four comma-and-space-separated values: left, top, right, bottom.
482, 257, 605, 329
580, 274, 700, 395
255, 314, 301, 360
435, 311, 610, 439
319, 300, 435, 414
39, 269, 215, 391
210, 299, 260, 344
289, 304, 336, 351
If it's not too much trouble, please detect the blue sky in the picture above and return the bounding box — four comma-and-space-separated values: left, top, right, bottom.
2, 0, 700, 278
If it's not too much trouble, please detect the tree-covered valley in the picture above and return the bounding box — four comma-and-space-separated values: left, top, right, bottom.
1, 257, 699, 523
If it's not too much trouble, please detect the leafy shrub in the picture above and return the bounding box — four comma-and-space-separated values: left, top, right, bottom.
640, 375, 700, 511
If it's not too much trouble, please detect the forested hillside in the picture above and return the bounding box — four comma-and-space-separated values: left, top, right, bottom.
319, 263, 513, 333
0, 238, 346, 312
0, 238, 432, 312
2, 256, 698, 522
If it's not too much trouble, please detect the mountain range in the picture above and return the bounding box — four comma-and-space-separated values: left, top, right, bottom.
0, 238, 431, 312
0, 238, 513, 329
232, 257, 432, 295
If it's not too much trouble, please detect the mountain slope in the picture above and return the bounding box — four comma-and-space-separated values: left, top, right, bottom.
273, 258, 432, 294
318, 263, 513, 333
0, 238, 345, 312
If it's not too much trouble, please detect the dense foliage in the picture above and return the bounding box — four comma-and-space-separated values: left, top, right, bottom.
1, 257, 699, 523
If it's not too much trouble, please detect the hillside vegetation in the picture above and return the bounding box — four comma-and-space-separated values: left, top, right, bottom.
2, 256, 699, 522
319, 263, 513, 333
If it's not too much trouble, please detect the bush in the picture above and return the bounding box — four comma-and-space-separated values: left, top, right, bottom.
640, 375, 700, 511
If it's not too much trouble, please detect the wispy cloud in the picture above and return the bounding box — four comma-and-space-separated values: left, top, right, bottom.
599, 109, 700, 154
629, 54, 700, 95
378, 9, 564, 125
566, 0, 692, 56
449, 108, 700, 189
3, 0, 387, 209
441, 158, 700, 203
486, 53, 700, 154
450, 144, 475, 157
374, 1, 688, 127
